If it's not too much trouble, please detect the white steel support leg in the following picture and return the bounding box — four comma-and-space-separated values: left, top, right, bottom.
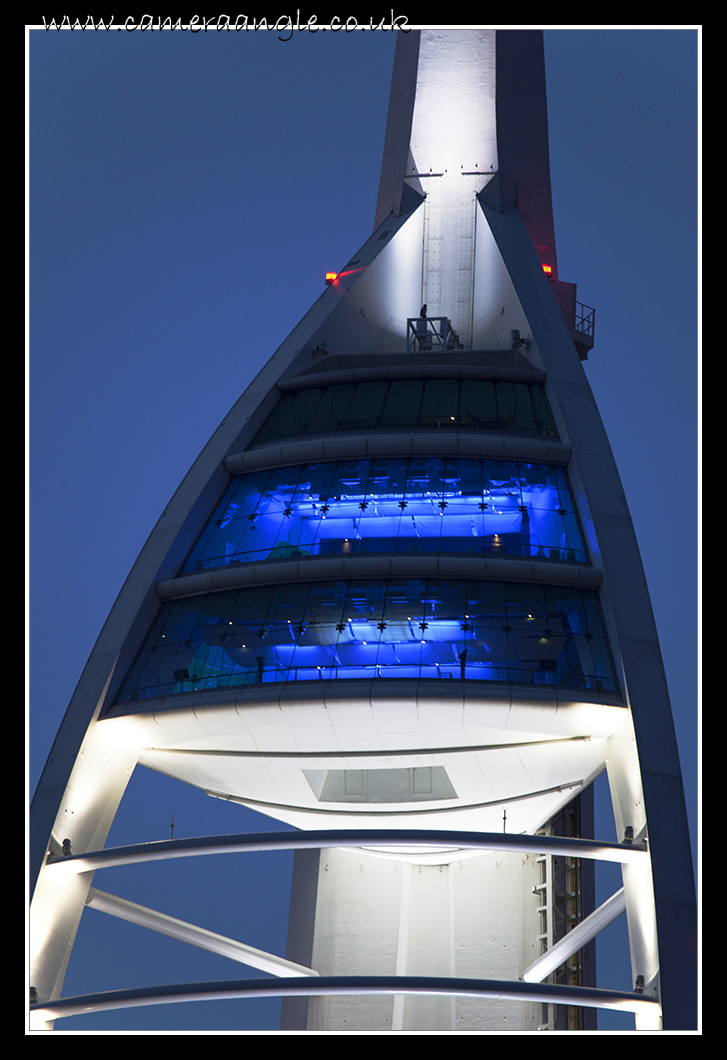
30, 725, 138, 1020
523, 888, 626, 983
604, 715, 661, 1030
85, 889, 318, 977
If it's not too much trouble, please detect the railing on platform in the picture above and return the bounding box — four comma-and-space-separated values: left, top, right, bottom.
553, 293, 596, 357
31, 974, 658, 1024
32, 829, 652, 1028
406, 316, 462, 352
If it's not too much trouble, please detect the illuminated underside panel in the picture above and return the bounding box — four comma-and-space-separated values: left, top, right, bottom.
100, 684, 625, 839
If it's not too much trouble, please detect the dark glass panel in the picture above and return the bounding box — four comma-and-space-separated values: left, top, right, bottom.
496, 382, 518, 424
257, 388, 323, 444
460, 380, 498, 429
530, 385, 557, 437
252, 391, 296, 445
419, 380, 459, 428
300, 384, 355, 436
250, 380, 558, 446
341, 382, 389, 431
381, 379, 423, 429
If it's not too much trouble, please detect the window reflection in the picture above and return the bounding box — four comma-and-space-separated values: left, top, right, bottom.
252, 379, 557, 446
116, 579, 616, 703
183, 458, 586, 572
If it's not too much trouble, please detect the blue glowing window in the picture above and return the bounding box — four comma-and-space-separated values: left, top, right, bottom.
115, 578, 616, 704
183, 458, 586, 572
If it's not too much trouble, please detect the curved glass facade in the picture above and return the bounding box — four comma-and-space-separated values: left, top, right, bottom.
116, 578, 615, 703
252, 379, 557, 446
183, 458, 586, 571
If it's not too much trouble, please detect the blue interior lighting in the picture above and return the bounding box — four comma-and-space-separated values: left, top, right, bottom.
184, 458, 586, 572
116, 578, 616, 704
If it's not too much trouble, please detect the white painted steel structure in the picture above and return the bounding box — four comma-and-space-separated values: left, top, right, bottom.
30, 30, 696, 1031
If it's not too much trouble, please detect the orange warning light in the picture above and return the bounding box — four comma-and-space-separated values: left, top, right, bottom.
542, 264, 553, 276
325, 272, 338, 286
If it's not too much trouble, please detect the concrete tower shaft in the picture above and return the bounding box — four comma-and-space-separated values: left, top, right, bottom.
376, 34, 559, 262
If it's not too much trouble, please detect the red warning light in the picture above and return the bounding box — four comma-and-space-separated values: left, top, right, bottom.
542, 264, 553, 276
325, 272, 338, 286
